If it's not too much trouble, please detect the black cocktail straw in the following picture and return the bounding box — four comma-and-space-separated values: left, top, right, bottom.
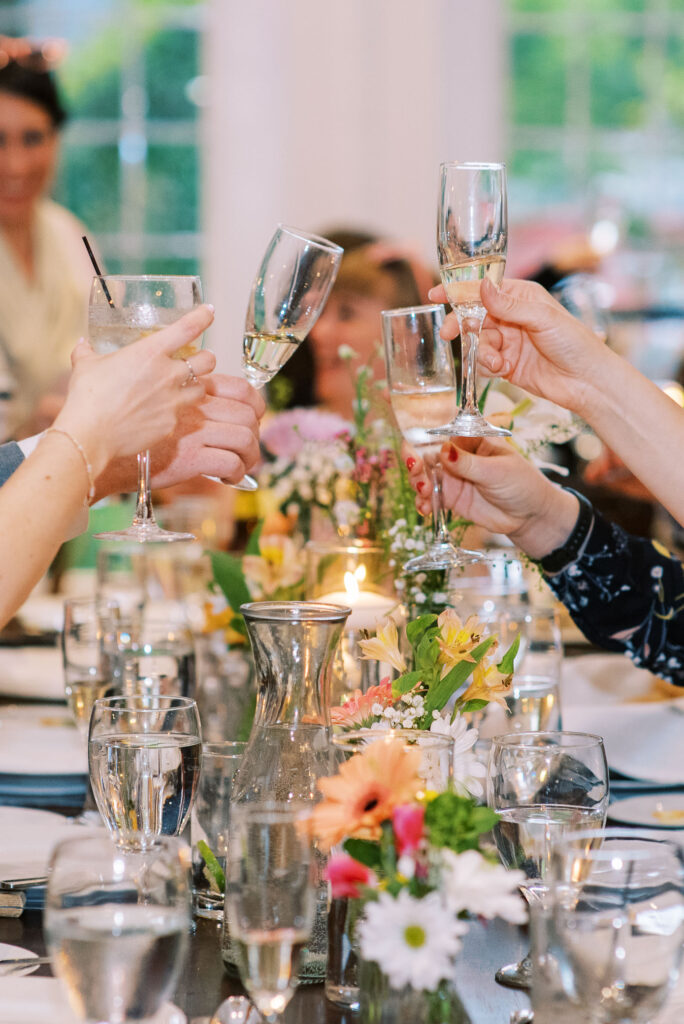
82, 235, 115, 308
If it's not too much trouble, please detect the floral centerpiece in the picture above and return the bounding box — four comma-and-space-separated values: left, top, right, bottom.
308, 736, 526, 1021
330, 608, 519, 800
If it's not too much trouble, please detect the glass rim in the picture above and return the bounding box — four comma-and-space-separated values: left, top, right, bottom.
50, 831, 187, 859
276, 224, 344, 254
92, 274, 202, 284
553, 827, 684, 862
332, 728, 455, 751
380, 303, 446, 319
202, 740, 247, 757
489, 730, 604, 748
304, 539, 385, 555
92, 694, 198, 712
439, 160, 506, 172
230, 800, 312, 825
240, 600, 351, 623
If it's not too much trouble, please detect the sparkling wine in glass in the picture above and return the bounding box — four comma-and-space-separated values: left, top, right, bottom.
232, 225, 343, 491
429, 161, 510, 440
88, 694, 202, 850
44, 833, 191, 1024
89, 274, 204, 542
488, 730, 609, 990
225, 802, 315, 1020
382, 303, 481, 571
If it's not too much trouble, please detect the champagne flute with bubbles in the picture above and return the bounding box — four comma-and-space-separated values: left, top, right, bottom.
429, 161, 509, 440
382, 303, 481, 571
89, 274, 204, 542
232, 224, 343, 490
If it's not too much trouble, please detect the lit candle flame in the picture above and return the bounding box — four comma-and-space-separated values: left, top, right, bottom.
343, 564, 366, 601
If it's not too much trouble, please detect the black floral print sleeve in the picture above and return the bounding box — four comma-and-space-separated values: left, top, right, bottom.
544, 507, 684, 686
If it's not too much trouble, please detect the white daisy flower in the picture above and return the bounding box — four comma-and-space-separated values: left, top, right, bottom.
357, 889, 467, 991
429, 716, 487, 799
440, 848, 527, 924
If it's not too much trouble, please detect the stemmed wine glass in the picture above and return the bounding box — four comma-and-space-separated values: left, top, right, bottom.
381, 303, 480, 570
488, 730, 609, 990
225, 802, 315, 1021
429, 161, 509, 440
89, 274, 204, 541
232, 224, 343, 490
44, 833, 191, 1024
88, 694, 202, 850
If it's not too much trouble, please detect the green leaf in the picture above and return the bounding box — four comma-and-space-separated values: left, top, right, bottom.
470, 806, 500, 834
245, 520, 264, 556
343, 838, 382, 870
478, 379, 492, 414
209, 550, 252, 612
497, 633, 521, 675
392, 670, 424, 697
406, 614, 437, 648
424, 637, 496, 716
459, 698, 489, 714
197, 840, 225, 894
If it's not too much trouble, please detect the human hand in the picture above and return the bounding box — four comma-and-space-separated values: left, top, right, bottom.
54, 305, 215, 476
428, 278, 612, 418
403, 437, 579, 560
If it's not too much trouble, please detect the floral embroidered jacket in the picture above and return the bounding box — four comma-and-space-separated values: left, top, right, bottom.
544, 506, 684, 686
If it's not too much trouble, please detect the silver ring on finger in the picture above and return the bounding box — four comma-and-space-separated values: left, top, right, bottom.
181, 358, 199, 387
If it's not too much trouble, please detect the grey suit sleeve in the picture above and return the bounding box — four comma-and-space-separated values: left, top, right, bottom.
0, 441, 24, 486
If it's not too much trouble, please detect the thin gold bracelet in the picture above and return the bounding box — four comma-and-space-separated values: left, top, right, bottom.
43, 427, 96, 503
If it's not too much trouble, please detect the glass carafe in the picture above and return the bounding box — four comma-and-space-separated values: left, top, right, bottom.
224, 601, 350, 982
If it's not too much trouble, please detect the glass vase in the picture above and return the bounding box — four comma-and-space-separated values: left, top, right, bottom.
326, 895, 362, 1009
360, 960, 472, 1024
223, 601, 350, 982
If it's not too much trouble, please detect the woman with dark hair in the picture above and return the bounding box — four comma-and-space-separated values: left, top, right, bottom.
0, 37, 95, 441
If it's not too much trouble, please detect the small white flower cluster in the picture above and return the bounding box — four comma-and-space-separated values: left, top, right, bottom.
387, 519, 449, 609
373, 690, 426, 730
260, 439, 355, 518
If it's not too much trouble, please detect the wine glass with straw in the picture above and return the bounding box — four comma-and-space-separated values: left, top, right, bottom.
428, 161, 510, 440
382, 303, 481, 570
231, 224, 343, 490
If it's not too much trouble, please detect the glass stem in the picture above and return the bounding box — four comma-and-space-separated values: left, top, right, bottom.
429, 457, 451, 548
133, 450, 155, 526
457, 309, 484, 416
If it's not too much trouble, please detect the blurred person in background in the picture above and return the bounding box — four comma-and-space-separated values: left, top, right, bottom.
0, 37, 96, 441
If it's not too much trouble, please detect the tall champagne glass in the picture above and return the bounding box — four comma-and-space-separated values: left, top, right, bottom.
88, 694, 202, 850
429, 161, 509, 439
44, 833, 191, 1024
232, 224, 343, 490
225, 802, 315, 1021
382, 304, 480, 570
89, 274, 203, 541
488, 730, 609, 990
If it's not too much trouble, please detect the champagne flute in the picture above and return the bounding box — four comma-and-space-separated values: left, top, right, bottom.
382, 303, 481, 570
89, 274, 204, 541
225, 802, 315, 1021
488, 730, 609, 990
232, 224, 343, 490
429, 161, 509, 439
88, 694, 202, 850
44, 833, 191, 1024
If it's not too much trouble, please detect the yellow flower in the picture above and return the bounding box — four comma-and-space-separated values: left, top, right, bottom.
436, 609, 485, 677
242, 535, 304, 598
359, 619, 406, 673
459, 652, 512, 709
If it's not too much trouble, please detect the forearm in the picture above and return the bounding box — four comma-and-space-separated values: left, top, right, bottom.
0, 433, 92, 626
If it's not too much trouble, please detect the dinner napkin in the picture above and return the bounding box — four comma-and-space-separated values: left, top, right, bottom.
0, 707, 85, 775
0, 647, 64, 701
561, 653, 667, 706
0, 977, 186, 1023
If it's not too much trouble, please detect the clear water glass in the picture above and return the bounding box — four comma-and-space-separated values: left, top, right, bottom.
488, 730, 609, 990
89, 274, 203, 542
88, 694, 202, 850
225, 802, 315, 1020
113, 616, 196, 701
44, 833, 191, 1024
62, 597, 120, 740
191, 740, 245, 920
478, 674, 562, 741
332, 729, 455, 792
532, 829, 684, 1023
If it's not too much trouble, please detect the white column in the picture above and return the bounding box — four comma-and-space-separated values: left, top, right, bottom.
202, 0, 504, 374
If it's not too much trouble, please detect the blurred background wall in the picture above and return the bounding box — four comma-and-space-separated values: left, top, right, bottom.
2, 0, 683, 373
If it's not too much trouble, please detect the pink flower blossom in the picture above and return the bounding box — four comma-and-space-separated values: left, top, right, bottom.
330, 678, 395, 730
392, 805, 425, 856
325, 853, 374, 899
261, 407, 352, 459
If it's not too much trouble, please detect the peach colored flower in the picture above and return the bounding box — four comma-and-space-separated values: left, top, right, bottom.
309, 737, 423, 852
458, 650, 512, 709
242, 535, 304, 598
436, 609, 485, 677
330, 679, 395, 730
359, 620, 406, 674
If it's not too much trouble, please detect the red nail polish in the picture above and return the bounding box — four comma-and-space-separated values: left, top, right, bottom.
406, 457, 416, 471
417, 480, 425, 492
448, 446, 458, 462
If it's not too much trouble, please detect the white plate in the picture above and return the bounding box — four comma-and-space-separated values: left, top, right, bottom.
0, 977, 186, 1023
0, 944, 39, 977
0, 647, 65, 701
0, 704, 85, 775
0, 808, 101, 883
608, 792, 684, 829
